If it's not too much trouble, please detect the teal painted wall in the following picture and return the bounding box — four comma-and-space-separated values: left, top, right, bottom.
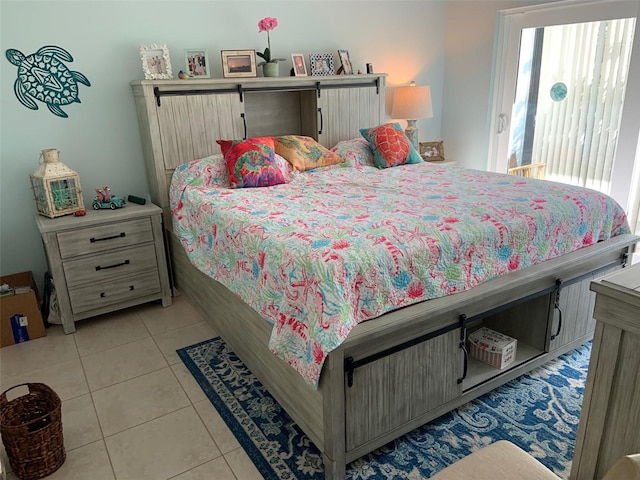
1, 1, 447, 288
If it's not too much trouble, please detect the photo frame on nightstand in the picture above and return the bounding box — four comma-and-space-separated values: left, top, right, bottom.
420, 141, 445, 162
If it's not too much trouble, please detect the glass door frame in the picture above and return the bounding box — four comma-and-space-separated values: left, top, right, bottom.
487, 0, 640, 220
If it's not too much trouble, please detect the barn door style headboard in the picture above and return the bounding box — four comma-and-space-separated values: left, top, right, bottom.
130, 74, 387, 218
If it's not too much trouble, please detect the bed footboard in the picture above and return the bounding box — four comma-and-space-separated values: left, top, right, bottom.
170, 231, 637, 480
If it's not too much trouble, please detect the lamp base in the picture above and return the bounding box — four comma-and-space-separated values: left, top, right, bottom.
404, 119, 419, 151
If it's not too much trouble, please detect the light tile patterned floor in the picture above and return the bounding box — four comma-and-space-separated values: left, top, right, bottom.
0, 295, 264, 480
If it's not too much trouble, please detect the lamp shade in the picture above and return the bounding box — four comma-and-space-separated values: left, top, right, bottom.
30, 149, 84, 218
391, 82, 433, 120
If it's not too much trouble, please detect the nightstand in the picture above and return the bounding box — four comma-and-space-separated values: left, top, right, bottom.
424, 160, 458, 166
36, 203, 172, 333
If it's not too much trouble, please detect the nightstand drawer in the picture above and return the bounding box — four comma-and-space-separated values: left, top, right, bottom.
68, 270, 161, 314
57, 218, 153, 258
62, 244, 158, 288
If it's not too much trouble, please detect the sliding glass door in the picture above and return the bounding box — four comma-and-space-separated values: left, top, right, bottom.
488, 0, 640, 236
508, 18, 635, 192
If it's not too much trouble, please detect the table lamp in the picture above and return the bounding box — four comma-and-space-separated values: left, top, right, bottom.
391, 82, 433, 150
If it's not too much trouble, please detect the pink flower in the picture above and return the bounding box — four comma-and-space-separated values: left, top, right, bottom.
258, 17, 278, 32
256, 16, 285, 65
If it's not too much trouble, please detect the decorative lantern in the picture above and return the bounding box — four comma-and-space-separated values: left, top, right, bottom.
30, 149, 85, 218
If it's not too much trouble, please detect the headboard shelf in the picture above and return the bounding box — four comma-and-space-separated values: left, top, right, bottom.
150, 77, 382, 105
131, 74, 387, 222
131, 73, 385, 89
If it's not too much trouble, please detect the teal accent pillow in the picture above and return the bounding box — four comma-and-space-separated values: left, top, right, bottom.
359, 122, 423, 169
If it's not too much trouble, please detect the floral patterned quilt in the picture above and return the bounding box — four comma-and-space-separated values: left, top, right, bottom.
170, 157, 629, 388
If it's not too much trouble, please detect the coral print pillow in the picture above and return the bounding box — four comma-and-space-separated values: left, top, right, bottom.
216, 137, 287, 188
274, 135, 345, 171
359, 122, 423, 169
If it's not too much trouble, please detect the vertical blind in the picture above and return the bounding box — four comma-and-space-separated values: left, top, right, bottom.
531, 18, 636, 196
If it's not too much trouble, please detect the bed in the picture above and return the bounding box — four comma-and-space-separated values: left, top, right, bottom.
131, 76, 637, 479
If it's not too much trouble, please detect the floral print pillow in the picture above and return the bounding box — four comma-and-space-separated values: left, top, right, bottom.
274, 135, 345, 171
330, 137, 376, 168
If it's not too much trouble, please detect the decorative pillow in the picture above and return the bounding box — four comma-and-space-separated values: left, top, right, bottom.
359, 122, 423, 169
274, 152, 294, 179
274, 135, 345, 171
171, 154, 229, 192
331, 137, 375, 168
216, 137, 287, 188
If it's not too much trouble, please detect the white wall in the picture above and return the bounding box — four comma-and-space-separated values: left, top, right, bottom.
0, 1, 446, 287
442, 0, 559, 170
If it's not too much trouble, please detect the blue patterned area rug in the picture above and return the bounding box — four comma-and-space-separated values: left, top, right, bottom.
177, 338, 590, 479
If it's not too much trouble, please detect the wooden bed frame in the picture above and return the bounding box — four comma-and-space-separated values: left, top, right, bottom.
131, 76, 638, 479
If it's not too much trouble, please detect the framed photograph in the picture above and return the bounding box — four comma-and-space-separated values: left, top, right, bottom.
140, 44, 172, 80
309, 53, 335, 76
419, 141, 445, 162
184, 49, 210, 78
292, 53, 307, 77
337, 49, 353, 75
221, 50, 256, 78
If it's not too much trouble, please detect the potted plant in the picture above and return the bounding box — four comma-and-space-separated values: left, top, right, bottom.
257, 17, 286, 77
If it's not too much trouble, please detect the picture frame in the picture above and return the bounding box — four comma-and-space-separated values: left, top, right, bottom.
140, 44, 172, 80
291, 53, 307, 76
221, 50, 257, 78
184, 49, 210, 78
337, 49, 353, 75
419, 141, 445, 162
309, 53, 335, 76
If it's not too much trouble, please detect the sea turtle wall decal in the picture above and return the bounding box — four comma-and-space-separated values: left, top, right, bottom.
5, 45, 91, 118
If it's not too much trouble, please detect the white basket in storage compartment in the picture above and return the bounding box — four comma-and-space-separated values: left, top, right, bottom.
468, 327, 517, 369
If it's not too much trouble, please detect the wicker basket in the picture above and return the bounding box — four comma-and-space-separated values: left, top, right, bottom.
0, 383, 65, 480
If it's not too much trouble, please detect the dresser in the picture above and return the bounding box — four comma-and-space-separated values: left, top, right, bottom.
571, 262, 640, 479
36, 203, 172, 333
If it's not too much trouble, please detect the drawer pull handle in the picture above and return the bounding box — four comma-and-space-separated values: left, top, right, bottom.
457, 315, 468, 385
99, 285, 134, 298
95, 260, 130, 271
90, 232, 126, 243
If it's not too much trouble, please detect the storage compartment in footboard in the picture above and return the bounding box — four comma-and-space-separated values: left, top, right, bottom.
336, 236, 634, 468
548, 263, 620, 352
344, 328, 462, 453
462, 293, 551, 391
462, 261, 624, 391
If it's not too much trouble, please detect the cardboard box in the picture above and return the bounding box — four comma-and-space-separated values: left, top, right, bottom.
468, 326, 517, 369
0, 271, 46, 347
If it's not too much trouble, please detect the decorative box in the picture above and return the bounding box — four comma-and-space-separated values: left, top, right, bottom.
468, 327, 517, 369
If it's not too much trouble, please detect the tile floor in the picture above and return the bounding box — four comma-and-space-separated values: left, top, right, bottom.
0, 295, 265, 480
